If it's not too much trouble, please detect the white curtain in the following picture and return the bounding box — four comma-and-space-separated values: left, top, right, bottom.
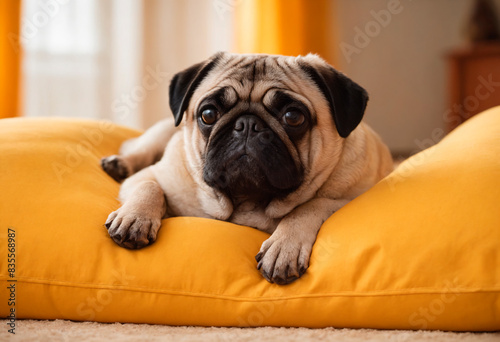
21, 0, 235, 129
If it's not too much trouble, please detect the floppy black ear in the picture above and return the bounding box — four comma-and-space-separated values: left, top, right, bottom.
299, 63, 369, 138
169, 53, 223, 126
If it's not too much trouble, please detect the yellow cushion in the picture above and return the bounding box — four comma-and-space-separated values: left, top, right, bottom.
1, 108, 499, 331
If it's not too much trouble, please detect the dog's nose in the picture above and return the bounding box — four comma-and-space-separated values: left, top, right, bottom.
234, 115, 269, 136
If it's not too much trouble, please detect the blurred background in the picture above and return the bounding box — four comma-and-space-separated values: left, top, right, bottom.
1, 0, 500, 156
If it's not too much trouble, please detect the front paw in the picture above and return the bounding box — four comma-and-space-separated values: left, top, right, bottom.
105, 208, 161, 249
255, 235, 312, 285
101, 155, 130, 182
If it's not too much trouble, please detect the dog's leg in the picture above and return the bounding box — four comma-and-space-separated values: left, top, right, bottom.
101, 118, 177, 182
105, 167, 167, 249
256, 198, 349, 285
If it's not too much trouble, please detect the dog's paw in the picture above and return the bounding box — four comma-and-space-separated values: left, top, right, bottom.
105, 208, 162, 249
255, 235, 312, 285
101, 155, 130, 182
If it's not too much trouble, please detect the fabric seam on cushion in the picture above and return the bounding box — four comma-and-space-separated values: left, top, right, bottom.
1, 276, 499, 302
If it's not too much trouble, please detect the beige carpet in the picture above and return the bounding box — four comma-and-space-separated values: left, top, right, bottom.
1, 320, 499, 342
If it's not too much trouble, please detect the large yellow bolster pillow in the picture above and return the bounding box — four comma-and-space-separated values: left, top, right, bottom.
1, 108, 499, 331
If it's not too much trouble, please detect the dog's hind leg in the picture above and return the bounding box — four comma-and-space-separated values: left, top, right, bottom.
101, 118, 178, 182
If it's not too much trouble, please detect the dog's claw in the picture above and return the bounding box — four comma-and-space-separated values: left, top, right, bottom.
255, 252, 263, 262
260, 269, 273, 283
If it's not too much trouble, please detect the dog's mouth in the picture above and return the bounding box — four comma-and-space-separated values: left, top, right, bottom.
205, 152, 295, 204
202, 116, 303, 203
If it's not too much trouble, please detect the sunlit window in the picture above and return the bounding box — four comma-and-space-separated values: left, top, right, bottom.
22, 0, 100, 55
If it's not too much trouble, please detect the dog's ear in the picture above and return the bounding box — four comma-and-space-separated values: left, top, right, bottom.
299, 61, 369, 138
169, 52, 224, 126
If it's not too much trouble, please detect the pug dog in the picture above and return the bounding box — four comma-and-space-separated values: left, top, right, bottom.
101, 52, 393, 285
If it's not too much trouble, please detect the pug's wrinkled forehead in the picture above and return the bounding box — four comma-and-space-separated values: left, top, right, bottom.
187, 54, 322, 124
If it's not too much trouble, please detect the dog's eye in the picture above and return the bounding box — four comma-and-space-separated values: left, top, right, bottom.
283, 111, 305, 127
201, 107, 218, 125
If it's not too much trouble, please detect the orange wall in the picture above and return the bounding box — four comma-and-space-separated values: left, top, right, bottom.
0, 0, 21, 118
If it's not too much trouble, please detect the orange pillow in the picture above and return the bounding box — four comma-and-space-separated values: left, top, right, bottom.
0, 109, 499, 330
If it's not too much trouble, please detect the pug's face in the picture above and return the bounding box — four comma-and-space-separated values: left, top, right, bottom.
169, 52, 368, 205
